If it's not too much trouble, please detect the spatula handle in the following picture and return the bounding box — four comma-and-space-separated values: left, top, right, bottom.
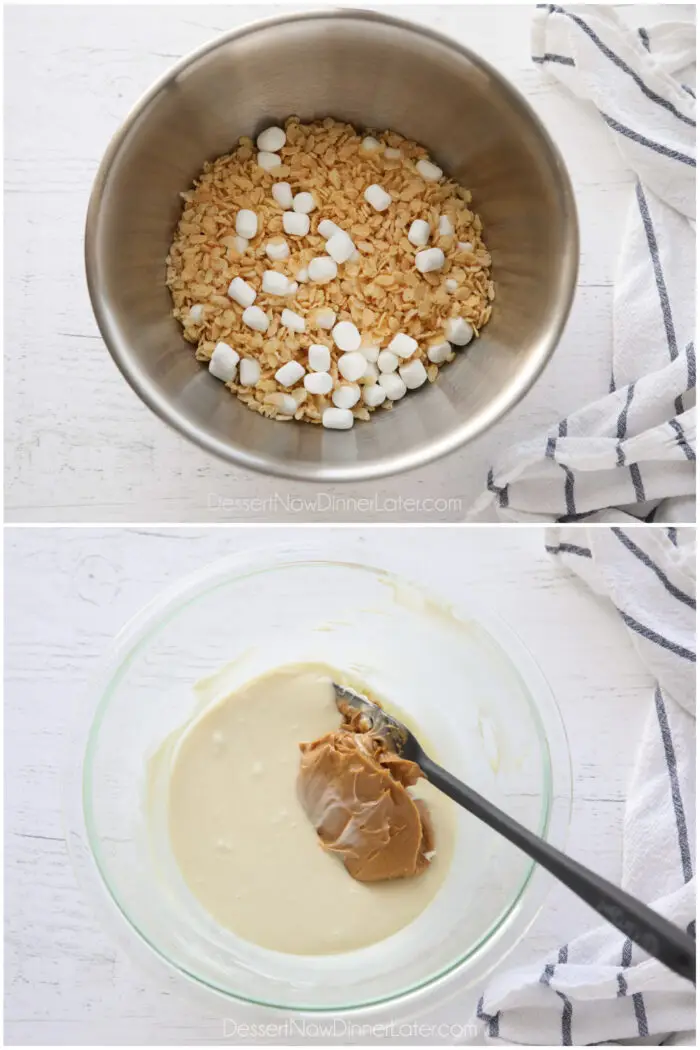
420, 753, 696, 983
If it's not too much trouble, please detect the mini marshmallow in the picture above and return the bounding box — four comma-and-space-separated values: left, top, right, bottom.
265, 238, 290, 262
322, 407, 354, 430
262, 270, 290, 296
416, 158, 443, 181
275, 360, 305, 387
364, 184, 392, 212
188, 304, 204, 323
235, 209, 258, 239
360, 345, 380, 363
378, 373, 407, 400
408, 219, 430, 247
326, 230, 356, 265
415, 247, 445, 273
384, 147, 401, 159
228, 276, 256, 307
281, 308, 305, 333
304, 371, 333, 395
283, 211, 310, 237
361, 136, 382, 152
445, 278, 458, 292
399, 358, 428, 389
308, 256, 338, 284
445, 317, 473, 346
257, 151, 281, 171
295, 267, 309, 283
458, 241, 474, 253
363, 361, 379, 382
318, 218, 343, 240
388, 333, 418, 359
312, 307, 337, 330
332, 321, 361, 353
233, 235, 249, 254
308, 344, 331, 372
239, 358, 261, 386
363, 383, 387, 407
377, 350, 399, 373
272, 182, 294, 209
338, 351, 367, 382
242, 305, 269, 332
293, 192, 315, 214
209, 342, 239, 382
266, 392, 297, 416
438, 214, 454, 236
427, 340, 451, 363
286, 281, 299, 296
257, 126, 286, 152
333, 384, 361, 409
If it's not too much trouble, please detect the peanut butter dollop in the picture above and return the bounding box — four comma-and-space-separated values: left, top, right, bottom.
298, 705, 435, 882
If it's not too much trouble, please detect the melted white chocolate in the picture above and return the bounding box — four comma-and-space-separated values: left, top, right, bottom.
165, 663, 455, 955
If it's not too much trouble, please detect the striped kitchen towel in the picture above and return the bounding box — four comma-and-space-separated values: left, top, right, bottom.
477, 526, 696, 1045
470, 4, 696, 523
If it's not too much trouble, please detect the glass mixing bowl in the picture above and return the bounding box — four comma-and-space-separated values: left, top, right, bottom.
65, 540, 571, 1016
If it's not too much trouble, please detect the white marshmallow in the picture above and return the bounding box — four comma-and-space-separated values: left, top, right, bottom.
283, 211, 310, 236
304, 371, 333, 395
293, 192, 315, 214
445, 317, 473, 346
257, 126, 286, 152
363, 383, 387, 407
377, 350, 399, 374
326, 230, 356, 265
188, 304, 204, 323
275, 360, 305, 387
286, 281, 299, 296
338, 351, 367, 382
281, 308, 305, 333
312, 307, 337, 330
332, 384, 361, 409
458, 241, 474, 253
438, 214, 454, 236
384, 147, 401, 159
257, 151, 281, 171
242, 305, 269, 332
262, 270, 290, 295
227, 276, 256, 307
239, 358, 261, 386
209, 342, 239, 382
332, 321, 361, 352
364, 184, 392, 212
399, 358, 428, 389
388, 333, 418, 359
361, 136, 382, 152
408, 219, 431, 247
295, 267, 309, 283
363, 361, 379, 382
308, 256, 338, 284
445, 278, 458, 292
235, 209, 258, 239
416, 158, 443, 181
272, 182, 294, 209
233, 236, 249, 254
415, 247, 445, 273
318, 219, 343, 240
308, 344, 331, 372
265, 238, 290, 262
360, 345, 380, 363
266, 392, 297, 416
378, 373, 407, 400
322, 407, 354, 430
427, 340, 451, 363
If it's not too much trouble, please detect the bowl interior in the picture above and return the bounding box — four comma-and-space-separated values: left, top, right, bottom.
84, 557, 561, 1011
87, 11, 578, 480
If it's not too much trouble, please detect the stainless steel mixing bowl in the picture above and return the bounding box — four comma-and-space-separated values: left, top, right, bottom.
85, 9, 578, 482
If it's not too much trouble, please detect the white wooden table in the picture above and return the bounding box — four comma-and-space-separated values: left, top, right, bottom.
5, 3, 688, 524
5, 526, 657, 1045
